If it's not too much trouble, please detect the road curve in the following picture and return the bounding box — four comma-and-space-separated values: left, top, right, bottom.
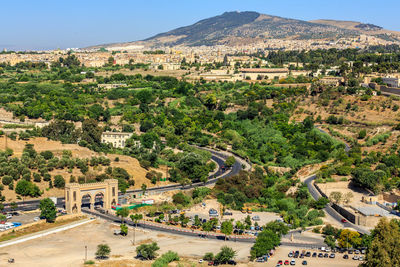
2, 147, 244, 212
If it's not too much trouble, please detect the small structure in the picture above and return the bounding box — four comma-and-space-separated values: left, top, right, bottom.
65, 179, 118, 214
101, 132, 133, 148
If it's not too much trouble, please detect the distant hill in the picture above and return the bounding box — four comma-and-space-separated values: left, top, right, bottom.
90, 11, 400, 49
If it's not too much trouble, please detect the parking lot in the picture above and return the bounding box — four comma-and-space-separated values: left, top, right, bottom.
3, 210, 41, 225
259, 246, 361, 267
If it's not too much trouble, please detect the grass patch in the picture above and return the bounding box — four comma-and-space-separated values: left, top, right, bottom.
84, 260, 95, 265
0, 216, 86, 243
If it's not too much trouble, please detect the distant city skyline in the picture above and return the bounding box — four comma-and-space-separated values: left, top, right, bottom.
2, 0, 400, 51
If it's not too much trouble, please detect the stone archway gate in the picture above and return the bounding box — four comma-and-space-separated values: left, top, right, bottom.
65, 179, 118, 214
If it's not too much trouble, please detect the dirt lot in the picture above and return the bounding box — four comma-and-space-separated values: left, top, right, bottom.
0, 215, 363, 267
0, 137, 172, 201
0, 218, 254, 267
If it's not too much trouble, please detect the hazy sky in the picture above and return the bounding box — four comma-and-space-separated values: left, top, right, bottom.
1, 0, 399, 50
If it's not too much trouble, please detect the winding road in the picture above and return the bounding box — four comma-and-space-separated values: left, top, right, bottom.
2, 147, 248, 212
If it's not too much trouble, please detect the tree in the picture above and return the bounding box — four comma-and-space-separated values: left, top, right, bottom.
172, 192, 190, 206
215, 246, 236, 264
53, 175, 65, 188
120, 224, 128, 236
141, 183, 147, 195
15, 180, 41, 197
116, 207, 130, 224
221, 220, 233, 241
39, 198, 57, 223
224, 156, 235, 168
95, 244, 111, 259
130, 213, 143, 245
343, 192, 354, 204
324, 235, 336, 249
203, 252, 214, 261
251, 229, 280, 259
313, 197, 330, 209
364, 218, 400, 267
338, 229, 361, 249
329, 191, 342, 204
136, 242, 159, 260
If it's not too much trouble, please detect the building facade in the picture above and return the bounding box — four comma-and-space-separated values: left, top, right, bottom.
101, 132, 133, 148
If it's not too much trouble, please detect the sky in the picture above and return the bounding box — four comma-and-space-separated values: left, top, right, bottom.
1, 0, 400, 51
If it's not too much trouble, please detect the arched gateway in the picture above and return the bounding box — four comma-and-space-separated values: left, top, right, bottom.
65, 179, 118, 214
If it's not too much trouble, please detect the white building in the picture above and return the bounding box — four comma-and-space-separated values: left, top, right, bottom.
101, 132, 133, 148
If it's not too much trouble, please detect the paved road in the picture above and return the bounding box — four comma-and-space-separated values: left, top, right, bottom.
304, 175, 370, 235
83, 209, 324, 248
2, 147, 243, 212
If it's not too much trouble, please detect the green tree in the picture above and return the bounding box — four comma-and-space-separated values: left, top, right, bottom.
136, 242, 159, 260
215, 246, 236, 264
95, 244, 111, 259
116, 207, 130, 224
364, 218, 400, 267
39, 198, 57, 223
53, 175, 65, 188
141, 183, 147, 195
221, 220, 233, 241
120, 224, 128, 236
15, 180, 41, 197
224, 156, 235, 168
251, 229, 281, 259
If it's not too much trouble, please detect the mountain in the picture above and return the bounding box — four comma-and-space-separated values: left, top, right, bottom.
90, 11, 400, 49
141, 11, 359, 47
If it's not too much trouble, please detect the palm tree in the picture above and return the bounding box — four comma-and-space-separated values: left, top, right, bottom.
130, 213, 143, 245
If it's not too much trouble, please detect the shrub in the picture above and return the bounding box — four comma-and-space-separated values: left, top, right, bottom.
53, 175, 65, 188
172, 192, 190, 206
2, 175, 13, 186
152, 251, 179, 267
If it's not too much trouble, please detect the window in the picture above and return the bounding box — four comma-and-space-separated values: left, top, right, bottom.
73, 191, 76, 201
112, 187, 115, 197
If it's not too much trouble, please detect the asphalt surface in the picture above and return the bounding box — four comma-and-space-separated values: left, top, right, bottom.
2, 147, 242, 212
305, 129, 370, 234
83, 208, 325, 248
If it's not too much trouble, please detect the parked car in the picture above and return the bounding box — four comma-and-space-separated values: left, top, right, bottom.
288, 252, 293, 257
33, 217, 40, 222
312, 252, 317, 257
12, 222, 21, 227
223, 211, 233, 216
305, 252, 311, 257
284, 260, 290, 265
343, 254, 349, 259
227, 260, 237, 265
278, 260, 283, 265
290, 259, 296, 265
252, 215, 260, 221
318, 253, 323, 258
359, 256, 364, 261
341, 219, 347, 223
330, 253, 335, 258
324, 253, 329, 258
6, 214, 12, 220
355, 250, 360, 254
198, 259, 203, 263
353, 256, 359, 260
302, 260, 308, 265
